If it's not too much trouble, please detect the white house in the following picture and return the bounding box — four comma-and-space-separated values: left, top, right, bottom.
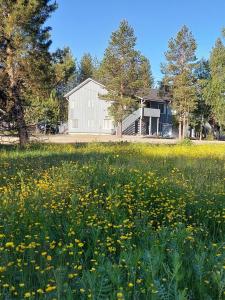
64, 78, 114, 134
65, 78, 173, 136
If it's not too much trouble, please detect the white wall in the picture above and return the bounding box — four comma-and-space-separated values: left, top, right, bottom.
68, 80, 114, 134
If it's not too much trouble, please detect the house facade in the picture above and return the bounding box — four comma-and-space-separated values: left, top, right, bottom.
65, 78, 114, 134
65, 78, 173, 137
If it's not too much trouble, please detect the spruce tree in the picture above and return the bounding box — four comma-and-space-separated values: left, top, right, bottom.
78, 53, 95, 83
193, 59, 211, 139
205, 38, 225, 132
52, 47, 77, 123
99, 20, 153, 137
0, 0, 57, 145
162, 25, 197, 139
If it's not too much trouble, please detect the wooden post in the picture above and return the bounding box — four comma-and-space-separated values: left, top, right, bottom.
140, 107, 142, 136
157, 117, 159, 136
140, 99, 144, 136
149, 117, 152, 136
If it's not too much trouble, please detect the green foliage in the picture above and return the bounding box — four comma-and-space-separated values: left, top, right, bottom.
78, 53, 96, 83
162, 25, 198, 139
162, 25, 197, 77
173, 70, 197, 117
50, 47, 76, 123
25, 91, 60, 125
0, 0, 57, 145
52, 47, 77, 95
191, 59, 211, 137
99, 20, 153, 134
205, 37, 225, 128
179, 138, 193, 146
0, 143, 224, 299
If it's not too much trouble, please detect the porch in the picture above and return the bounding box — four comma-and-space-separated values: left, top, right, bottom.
122, 107, 168, 136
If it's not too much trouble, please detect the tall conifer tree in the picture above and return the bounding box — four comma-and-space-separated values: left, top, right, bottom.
162, 25, 197, 139
99, 20, 153, 136
205, 37, 225, 131
0, 0, 57, 145
78, 53, 95, 83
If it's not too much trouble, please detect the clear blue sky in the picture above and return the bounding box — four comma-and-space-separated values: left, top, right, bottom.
48, 0, 225, 83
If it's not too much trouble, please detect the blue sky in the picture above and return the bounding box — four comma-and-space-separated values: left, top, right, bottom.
48, 0, 225, 83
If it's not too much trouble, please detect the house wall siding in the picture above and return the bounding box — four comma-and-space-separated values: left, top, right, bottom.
68, 81, 114, 134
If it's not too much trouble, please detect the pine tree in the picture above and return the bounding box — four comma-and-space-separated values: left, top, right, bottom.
162, 25, 197, 139
99, 20, 153, 137
0, 0, 57, 146
193, 59, 211, 140
78, 53, 95, 83
205, 38, 225, 132
52, 47, 77, 122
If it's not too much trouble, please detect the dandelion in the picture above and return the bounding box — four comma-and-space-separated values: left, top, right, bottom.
24, 292, 31, 298
5, 242, 14, 248
45, 286, 56, 292
46, 255, 52, 261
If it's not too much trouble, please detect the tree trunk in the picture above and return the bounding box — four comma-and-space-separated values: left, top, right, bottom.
6, 44, 29, 146
178, 117, 182, 140
117, 121, 122, 138
182, 115, 186, 139
199, 115, 203, 141
14, 94, 29, 147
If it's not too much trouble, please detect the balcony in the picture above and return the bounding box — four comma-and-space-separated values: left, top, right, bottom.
143, 108, 160, 118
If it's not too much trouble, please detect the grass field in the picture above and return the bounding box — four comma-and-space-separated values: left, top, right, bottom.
0, 143, 224, 299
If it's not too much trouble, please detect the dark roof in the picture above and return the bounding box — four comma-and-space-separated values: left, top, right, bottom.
143, 89, 171, 103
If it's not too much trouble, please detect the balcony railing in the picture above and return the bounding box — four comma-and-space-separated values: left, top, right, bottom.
143, 108, 160, 118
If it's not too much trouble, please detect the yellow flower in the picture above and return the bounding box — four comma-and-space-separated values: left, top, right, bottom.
37, 289, 44, 294
46, 255, 52, 261
24, 292, 31, 298
117, 292, 124, 298
136, 279, 142, 284
128, 282, 134, 288
0, 266, 6, 273
19, 283, 25, 288
45, 286, 56, 292
78, 242, 84, 248
5, 242, 14, 248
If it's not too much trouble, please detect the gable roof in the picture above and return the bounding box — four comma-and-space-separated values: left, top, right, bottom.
143, 89, 171, 103
64, 78, 105, 98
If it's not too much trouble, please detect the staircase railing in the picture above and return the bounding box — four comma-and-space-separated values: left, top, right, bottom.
122, 108, 141, 132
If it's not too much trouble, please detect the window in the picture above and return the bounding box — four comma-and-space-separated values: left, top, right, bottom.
72, 119, 78, 128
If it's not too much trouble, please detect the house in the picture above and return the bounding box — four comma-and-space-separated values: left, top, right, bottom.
65, 78, 173, 137
64, 78, 114, 134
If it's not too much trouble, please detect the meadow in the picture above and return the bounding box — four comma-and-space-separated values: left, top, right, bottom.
0, 142, 224, 300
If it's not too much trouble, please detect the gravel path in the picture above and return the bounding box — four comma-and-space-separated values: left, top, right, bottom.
1, 134, 224, 145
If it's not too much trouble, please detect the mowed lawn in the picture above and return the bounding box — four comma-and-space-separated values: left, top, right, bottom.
0, 143, 224, 300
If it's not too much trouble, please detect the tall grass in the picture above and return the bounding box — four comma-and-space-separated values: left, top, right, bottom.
0, 143, 224, 299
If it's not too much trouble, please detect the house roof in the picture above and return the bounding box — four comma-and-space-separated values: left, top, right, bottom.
64, 78, 105, 98
143, 89, 171, 103
65, 79, 171, 103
